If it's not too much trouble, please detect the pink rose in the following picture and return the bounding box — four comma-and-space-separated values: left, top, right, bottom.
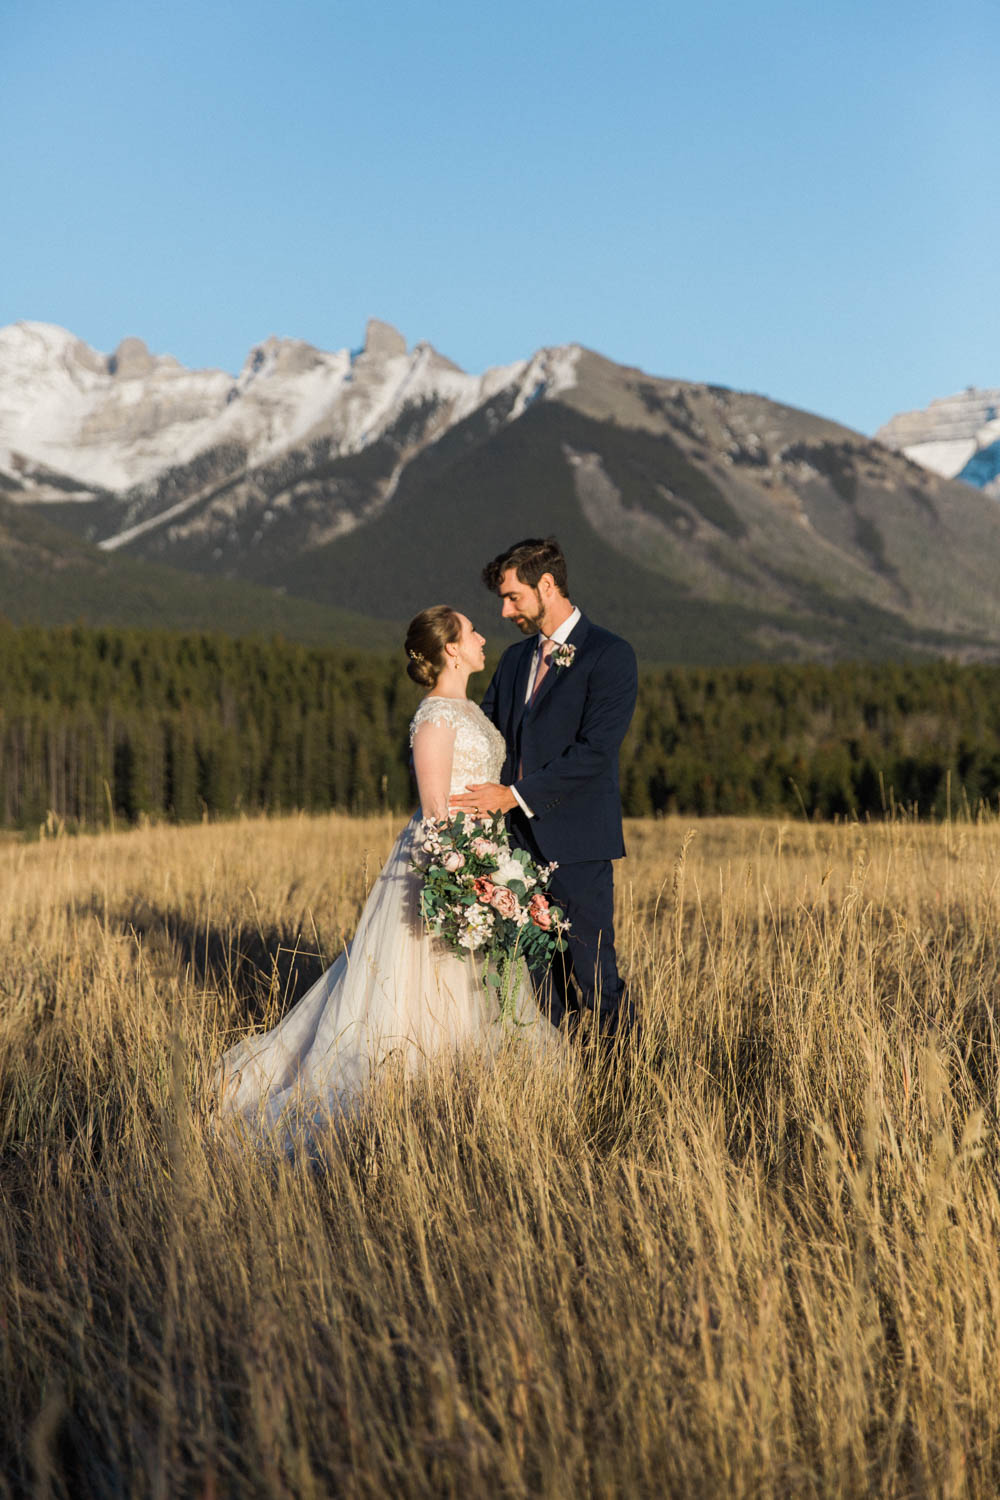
442, 850, 465, 873
489, 887, 518, 920
529, 893, 552, 930
470, 836, 499, 859
473, 876, 496, 900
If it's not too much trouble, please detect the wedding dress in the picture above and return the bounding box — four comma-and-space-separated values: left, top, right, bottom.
215, 696, 553, 1147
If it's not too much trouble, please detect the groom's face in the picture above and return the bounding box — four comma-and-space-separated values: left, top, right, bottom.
497, 568, 545, 635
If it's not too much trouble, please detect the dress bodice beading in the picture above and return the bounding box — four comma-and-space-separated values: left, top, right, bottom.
409, 697, 507, 795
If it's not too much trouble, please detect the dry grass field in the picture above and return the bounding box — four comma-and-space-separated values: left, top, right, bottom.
2, 810, 1000, 1498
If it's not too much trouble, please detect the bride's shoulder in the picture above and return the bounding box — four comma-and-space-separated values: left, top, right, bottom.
409, 695, 472, 742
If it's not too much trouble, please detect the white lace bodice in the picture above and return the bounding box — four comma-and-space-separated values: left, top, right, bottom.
409, 697, 507, 794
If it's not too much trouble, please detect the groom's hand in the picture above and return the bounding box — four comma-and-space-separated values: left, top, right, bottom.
450, 782, 517, 816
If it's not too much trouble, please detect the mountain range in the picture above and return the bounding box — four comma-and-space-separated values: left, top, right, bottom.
3, 318, 1000, 663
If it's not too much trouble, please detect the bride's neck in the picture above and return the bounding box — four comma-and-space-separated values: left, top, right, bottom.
426, 668, 471, 700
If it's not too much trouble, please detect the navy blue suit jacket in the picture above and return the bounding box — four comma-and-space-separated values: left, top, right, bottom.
479, 613, 638, 863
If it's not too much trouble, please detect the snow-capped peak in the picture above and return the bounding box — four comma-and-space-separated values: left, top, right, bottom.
0, 319, 581, 500
877, 386, 1000, 498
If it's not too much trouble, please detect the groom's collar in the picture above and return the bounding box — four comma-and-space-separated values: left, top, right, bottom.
543, 605, 581, 647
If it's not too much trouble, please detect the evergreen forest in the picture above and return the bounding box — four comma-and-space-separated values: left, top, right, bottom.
2, 622, 1000, 830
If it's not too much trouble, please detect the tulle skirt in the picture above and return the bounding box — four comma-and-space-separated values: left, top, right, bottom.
214, 815, 556, 1149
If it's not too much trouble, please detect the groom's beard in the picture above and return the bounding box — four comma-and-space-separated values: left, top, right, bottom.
511, 598, 545, 635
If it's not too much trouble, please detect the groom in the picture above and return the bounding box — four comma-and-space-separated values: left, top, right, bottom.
450, 536, 638, 1041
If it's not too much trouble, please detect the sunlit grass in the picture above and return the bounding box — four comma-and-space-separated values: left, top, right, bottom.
2, 811, 999, 1496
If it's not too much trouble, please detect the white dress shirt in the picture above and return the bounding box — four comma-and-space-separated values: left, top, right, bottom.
512, 606, 581, 818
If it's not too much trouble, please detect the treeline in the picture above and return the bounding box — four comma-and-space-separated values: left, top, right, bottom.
2, 623, 1000, 828
0, 626, 416, 829
624, 662, 1000, 818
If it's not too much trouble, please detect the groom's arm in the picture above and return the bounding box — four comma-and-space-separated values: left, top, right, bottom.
513, 639, 638, 817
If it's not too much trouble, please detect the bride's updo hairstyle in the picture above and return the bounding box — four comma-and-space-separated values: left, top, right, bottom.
404, 606, 462, 688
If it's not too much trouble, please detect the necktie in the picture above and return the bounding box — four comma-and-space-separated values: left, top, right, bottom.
518, 639, 555, 780
530, 639, 555, 704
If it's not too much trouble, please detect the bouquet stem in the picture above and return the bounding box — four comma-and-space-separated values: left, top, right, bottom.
492, 943, 523, 1026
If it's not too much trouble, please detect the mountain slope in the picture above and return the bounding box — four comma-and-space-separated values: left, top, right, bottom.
238, 396, 1000, 663
0, 497, 398, 647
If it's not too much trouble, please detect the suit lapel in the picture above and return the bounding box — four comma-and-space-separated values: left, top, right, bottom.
511, 639, 536, 733
525, 613, 590, 717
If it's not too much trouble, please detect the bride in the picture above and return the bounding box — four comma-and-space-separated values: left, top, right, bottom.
215, 604, 553, 1146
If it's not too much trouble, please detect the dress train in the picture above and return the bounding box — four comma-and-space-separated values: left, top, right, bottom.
215, 814, 556, 1148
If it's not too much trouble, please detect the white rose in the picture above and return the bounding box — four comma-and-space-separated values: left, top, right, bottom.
493, 857, 526, 888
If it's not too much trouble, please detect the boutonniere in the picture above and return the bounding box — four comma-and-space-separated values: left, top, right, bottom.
553, 642, 576, 671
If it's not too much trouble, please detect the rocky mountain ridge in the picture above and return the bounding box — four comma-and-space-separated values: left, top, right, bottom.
0, 318, 568, 499
876, 387, 1000, 498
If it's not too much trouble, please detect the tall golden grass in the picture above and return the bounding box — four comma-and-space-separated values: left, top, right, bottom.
2, 810, 999, 1497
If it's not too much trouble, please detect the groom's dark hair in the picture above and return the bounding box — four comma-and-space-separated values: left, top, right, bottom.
482, 536, 568, 596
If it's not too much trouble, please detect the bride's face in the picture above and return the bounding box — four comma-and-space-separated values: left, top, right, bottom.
451, 614, 486, 674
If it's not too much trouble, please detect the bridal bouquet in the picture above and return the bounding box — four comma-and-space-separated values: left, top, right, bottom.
410, 812, 569, 1022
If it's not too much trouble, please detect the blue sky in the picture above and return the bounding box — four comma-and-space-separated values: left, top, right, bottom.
2, 0, 996, 434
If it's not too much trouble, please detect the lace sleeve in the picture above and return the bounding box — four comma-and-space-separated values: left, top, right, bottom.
408, 698, 468, 743
410, 701, 460, 820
